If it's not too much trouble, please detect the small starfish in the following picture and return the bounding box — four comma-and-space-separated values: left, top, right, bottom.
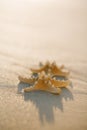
31, 61, 69, 77
24, 72, 61, 94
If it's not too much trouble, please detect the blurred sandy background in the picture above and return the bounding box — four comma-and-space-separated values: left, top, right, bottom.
0, 0, 87, 130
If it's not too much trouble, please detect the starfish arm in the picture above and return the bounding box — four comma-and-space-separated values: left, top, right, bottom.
18, 76, 36, 84
60, 65, 65, 69
53, 71, 70, 77
51, 64, 69, 77
30, 62, 50, 73
46, 86, 61, 94
50, 79, 70, 88
24, 86, 38, 92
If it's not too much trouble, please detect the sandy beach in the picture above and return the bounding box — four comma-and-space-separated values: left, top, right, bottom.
0, 0, 87, 130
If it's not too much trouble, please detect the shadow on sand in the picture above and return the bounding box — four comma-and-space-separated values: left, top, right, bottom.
18, 82, 73, 124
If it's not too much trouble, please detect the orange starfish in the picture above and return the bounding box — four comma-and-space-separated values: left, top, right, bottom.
23, 72, 61, 94
31, 61, 69, 77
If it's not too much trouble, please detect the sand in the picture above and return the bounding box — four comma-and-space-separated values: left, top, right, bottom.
0, 0, 87, 130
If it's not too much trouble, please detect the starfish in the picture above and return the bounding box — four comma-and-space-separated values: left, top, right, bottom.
31, 61, 69, 77
18, 64, 70, 95
24, 78, 61, 94
23, 72, 61, 94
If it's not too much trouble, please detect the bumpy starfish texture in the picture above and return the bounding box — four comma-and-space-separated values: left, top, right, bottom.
18, 62, 70, 95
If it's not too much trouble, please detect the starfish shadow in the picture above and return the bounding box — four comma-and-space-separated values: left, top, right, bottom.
18, 82, 74, 124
